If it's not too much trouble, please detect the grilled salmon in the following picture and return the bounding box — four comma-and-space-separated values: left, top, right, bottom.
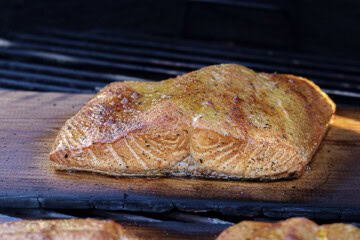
50, 64, 335, 180
216, 217, 360, 240
0, 219, 128, 240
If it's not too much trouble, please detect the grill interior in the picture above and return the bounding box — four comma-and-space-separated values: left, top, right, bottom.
0, 28, 359, 106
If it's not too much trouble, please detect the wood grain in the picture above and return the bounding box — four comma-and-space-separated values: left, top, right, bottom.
0, 90, 359, 219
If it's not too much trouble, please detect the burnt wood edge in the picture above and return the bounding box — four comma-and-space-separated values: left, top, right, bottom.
0, 195, 359, 221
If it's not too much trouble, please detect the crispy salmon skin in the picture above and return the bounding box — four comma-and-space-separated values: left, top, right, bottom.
50, 64, 335, 180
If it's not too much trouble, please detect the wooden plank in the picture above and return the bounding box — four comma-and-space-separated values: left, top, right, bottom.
0, 90, 359, 219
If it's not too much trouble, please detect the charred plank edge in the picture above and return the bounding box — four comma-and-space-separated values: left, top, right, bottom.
0, 195, 359, 221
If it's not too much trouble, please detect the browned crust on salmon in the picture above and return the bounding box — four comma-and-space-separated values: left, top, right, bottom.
0, 218, 129, 240
50, 64, 335, 180
216, 217, 360, 240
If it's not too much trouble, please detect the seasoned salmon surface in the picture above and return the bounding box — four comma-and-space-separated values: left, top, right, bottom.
50, 64, 335, 180
216, 217, 360, 240
0, 219, 129, 240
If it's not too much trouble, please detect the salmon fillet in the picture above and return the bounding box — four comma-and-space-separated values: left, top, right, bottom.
50, 64, 335, 180
216, 217, 360, 240
0, 219, 128, 240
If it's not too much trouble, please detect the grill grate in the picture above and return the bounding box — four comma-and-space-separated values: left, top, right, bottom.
0, 29, 359, 106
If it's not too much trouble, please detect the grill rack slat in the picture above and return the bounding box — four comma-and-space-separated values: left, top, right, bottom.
0, 77, 94, 93
0, 48, 183, 79
8, 32, 360, 85
11, 32, 359, 76
0, 68, 104, 90
11, 34, 203, 70
47, 28, 360, 68
0, 39, 359, 95
0, 60, 150, 83
0, 57, 357, 95
0, 28, 359, 106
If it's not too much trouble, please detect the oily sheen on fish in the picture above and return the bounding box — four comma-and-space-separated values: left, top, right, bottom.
50, 64, 335, 180
216, 217, 360, 240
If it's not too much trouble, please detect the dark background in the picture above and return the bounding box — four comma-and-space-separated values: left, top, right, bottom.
0, 0, 359, 60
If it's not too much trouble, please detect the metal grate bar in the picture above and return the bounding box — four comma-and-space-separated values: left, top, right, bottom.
0, 48, 184, 79
0, 47, 357, 95
12, 32, 360, 78
0, 60, 150, 83
0, 69, 104, 89
11, 34, 202, 70
0, 29, 358, 106
96, 29, 360, 70
0, 47, 358, 103
1, 55, 352, 95
322, 89, 360, 98
7, 33, 360, 85
44, 28, 360, 69
0, 78, 94, 93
